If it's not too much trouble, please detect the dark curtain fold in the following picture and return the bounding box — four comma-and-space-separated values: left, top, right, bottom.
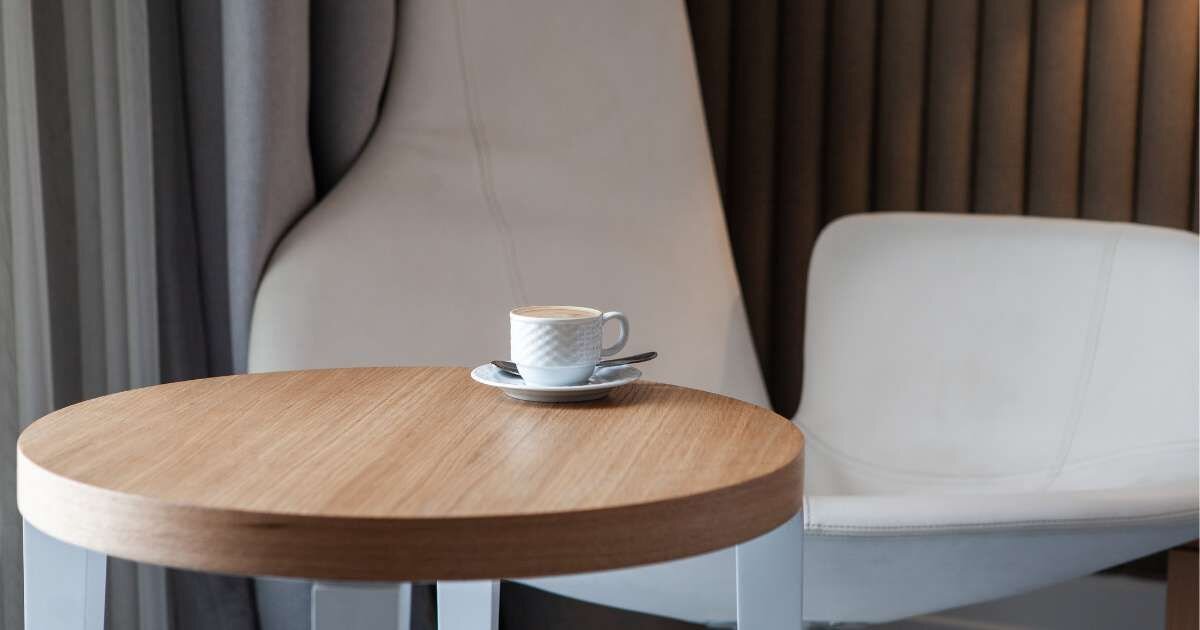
689, 0, 1200, 419
150, 1, 395, 628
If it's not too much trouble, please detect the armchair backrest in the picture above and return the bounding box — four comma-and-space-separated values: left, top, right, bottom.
798, 213, 1199, 493
248, 0, 769, 406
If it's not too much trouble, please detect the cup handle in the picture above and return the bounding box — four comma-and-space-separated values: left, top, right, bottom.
600, 312, 629, 357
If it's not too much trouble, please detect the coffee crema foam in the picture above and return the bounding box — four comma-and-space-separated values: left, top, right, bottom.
513, 306, 595, 319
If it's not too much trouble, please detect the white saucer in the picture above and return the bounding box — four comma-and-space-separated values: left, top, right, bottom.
470, 363, 642, 402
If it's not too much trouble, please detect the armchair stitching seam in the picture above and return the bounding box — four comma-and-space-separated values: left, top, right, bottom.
805, 509, 1198, 535
1044, 230, 1121, 491
450, 0, 529, 306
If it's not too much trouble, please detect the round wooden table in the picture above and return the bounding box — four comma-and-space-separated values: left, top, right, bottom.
18, 367, 805, 629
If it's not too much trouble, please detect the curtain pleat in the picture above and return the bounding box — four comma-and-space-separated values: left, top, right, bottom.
690, 0, 1199, 417
310, 0, 395, 195
3, 0, 397, 628
177, 0, 232, 377
2, 0, 169, 627
152, 1, 261, 624
151, 0, 207, 385
768, 0, 828, 421
824, 0, 877, 220
61, 1, 108, 400
0, 6, 22, 627
723, 0, 780, 369
687, 1, 732, 193
222, 0, 316, 376
29, 0, 83, 410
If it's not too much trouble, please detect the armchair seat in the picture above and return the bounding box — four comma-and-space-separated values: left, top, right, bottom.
524, 478, 1196, 624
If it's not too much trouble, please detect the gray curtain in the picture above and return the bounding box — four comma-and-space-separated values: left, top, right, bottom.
163, 1, 395, 628
0, 0, 393, 629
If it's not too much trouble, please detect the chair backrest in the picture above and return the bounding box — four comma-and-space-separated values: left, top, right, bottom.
247, 0, 769, 406
798, 212, 1199, 494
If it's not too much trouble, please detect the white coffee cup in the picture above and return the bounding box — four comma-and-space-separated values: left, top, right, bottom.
510, 306, 630, 387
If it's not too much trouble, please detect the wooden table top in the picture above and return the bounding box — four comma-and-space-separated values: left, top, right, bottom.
18, 367, 804, 581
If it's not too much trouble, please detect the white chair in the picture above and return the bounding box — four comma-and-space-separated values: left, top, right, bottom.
248, 0, 1200, 625
516, 212, 1199, 625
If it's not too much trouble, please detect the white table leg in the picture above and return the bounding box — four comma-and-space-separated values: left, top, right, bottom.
436, 581, 499, 630
311, 581, 411, 630
23, 520, 107, 630
736, 511, 804, 629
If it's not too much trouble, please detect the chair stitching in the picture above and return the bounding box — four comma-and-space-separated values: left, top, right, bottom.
798, 426, 1059, 482
1043, 230, 1122, 490
799, 419, 1194, 483
805, 509, 1198, 535
1054, 440, 1198, 471
450, 0, 529, 305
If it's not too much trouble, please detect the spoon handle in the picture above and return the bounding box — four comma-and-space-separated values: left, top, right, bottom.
492, 351, 658, 377
596, 351, 657, 368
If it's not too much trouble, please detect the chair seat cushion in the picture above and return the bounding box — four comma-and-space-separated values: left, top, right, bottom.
517, 483, 1197, 624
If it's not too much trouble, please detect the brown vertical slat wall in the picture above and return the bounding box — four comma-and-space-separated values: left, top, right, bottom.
875, 0, 928, 213
924, 0, 980, 213
1082, 0, 1145, 222
688, 0, 1199, 417
974, 0, 1032, 214
1027, 0, 1089, 218
1136, 0, 1200, 227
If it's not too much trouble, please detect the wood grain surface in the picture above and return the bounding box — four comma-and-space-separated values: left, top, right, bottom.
1166, 547, 1199, 630
18, 367, 804, 581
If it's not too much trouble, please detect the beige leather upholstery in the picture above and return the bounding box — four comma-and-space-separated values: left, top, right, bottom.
249, 0, 766, 408
249, 0, 1199, 624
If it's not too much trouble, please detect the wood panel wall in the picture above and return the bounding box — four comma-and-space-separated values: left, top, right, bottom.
688, 0, 1199, 416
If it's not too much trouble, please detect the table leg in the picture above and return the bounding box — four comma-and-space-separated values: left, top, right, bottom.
436, 581, 499, 630
736, 511, 804, 629
311, 582, 411, 630
23, 520, 107, 630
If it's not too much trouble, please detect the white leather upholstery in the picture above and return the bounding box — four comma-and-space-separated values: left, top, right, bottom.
248, 0, 1199, 624
801, 214, 1198, 496
794, 213, 1199, 621
518, 215, 1199, 624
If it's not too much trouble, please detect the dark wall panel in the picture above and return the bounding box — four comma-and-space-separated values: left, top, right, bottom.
974, 0, 1032, 214
1026, 0, 1089, 217
1080, 0, 1144, 221
923, 0, 980, 213
874, 0, 928, 212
